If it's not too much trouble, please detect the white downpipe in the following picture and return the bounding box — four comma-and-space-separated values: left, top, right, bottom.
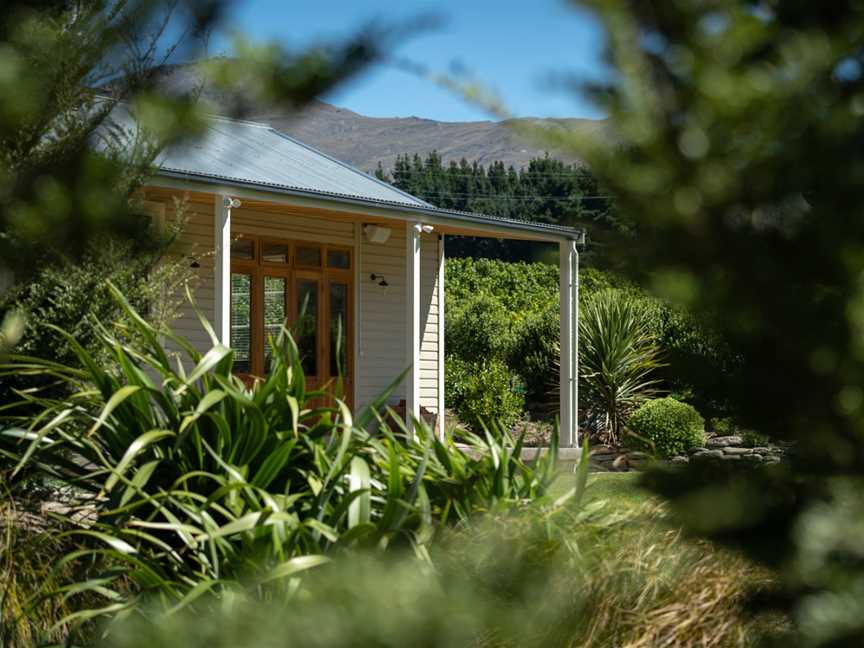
559, 240, 579, 448
437, 234, 446, 439
572, 242, 579, 449
354, 221, 363, 409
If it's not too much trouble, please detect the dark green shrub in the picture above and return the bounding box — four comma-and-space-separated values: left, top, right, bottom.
444, 356, 470, 411
708, 417, 737, 437
451, 359, 524, 432
509, 302, 559, 404
444, 260, 636, 422
642, 300, 738, 419
446, 294, 515, 362
0, 226, 192, 404
445, 257, 559, 318
627, 397, 705, 458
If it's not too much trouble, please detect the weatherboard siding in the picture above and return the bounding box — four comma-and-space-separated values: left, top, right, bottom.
231, 206, 356, 246
419, 234, 440, 414
357, 225, 440, 416
163, 198, 217, 363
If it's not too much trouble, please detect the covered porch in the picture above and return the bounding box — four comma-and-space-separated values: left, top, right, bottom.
145, 178, 580, 448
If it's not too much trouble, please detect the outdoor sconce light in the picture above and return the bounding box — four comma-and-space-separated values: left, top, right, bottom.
370, 273, 389, 287
364, 224, 391, 244
414, 223, 434, 234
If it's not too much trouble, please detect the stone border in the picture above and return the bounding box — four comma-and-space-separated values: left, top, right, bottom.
460, 436, 790, 471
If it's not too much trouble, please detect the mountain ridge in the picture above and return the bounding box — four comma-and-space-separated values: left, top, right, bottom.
138, 62, 604, 173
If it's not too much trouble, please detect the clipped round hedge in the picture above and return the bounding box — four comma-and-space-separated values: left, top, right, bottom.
446, 358, 524, 432
626, 397, 705, 458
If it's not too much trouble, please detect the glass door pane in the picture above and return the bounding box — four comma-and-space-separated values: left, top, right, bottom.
295, 279, 319, 378
230, 272, 252, 374
263, 276, 287, 369
329, 282, 349, 379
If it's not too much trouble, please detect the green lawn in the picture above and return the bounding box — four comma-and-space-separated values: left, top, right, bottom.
550, 470, 656, 512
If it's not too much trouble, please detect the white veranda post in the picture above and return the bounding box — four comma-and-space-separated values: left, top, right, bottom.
214, 195, 240, 346
436, 234, 445, 439
559, 240, 579, 448
405, 222, 422, 429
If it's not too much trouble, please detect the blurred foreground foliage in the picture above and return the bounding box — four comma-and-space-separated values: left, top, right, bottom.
101, 480, 777, 648
561, 1, 864, 644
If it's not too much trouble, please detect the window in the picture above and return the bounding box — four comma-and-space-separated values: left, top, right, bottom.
230, 273, 253, 374
228, 235, 353, 402
295, 245, 321, 267
262, 242, 289, 264
329, 281, 349, 377
263, 276, 287, 367
295, 279, 319, 376
231, 238, 255, 260
327, 249, 351, 269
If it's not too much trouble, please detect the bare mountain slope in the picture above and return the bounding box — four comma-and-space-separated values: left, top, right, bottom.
132, 62, 605, 173
251, 102, 603, 172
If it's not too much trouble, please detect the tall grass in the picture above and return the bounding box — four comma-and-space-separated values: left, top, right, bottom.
102, 491, 779, 648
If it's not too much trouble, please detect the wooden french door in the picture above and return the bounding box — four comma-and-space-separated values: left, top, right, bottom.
229, 235, 353, 405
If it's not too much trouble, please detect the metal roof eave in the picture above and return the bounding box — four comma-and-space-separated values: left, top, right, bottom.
152, 169, 585, 243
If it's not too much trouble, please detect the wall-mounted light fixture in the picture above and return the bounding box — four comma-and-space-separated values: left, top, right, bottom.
414, 223, 434, 234
370, 273, 389, 287
364, 224, 391, 244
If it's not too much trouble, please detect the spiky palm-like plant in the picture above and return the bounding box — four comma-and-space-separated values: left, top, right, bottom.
579, 290, 664, 445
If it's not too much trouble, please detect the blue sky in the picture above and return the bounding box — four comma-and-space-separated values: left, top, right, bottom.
211, 0, 607, 122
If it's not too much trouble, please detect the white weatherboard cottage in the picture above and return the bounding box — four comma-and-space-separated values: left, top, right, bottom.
120, 108, 582, 446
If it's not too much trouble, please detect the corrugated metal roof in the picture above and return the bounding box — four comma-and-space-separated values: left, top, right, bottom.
104, 104, 582, 240
106, 104, 429, 207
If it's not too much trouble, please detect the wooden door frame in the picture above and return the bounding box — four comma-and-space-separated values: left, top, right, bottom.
324, 274, 354, 408
293, 269, 323, 391
228, 233, 355, 405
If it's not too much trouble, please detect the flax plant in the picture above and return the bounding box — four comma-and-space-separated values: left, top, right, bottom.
0, 283, 563, 635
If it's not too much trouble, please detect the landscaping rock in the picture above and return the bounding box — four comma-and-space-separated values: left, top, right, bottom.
612, 455, 630, 471
692, 449, 725, 460
582, 436, 790, 472
706, 435, 744, 448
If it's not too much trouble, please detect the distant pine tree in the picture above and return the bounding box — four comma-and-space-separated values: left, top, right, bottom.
376, 153, 622, 262
374, 162, 387, 181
